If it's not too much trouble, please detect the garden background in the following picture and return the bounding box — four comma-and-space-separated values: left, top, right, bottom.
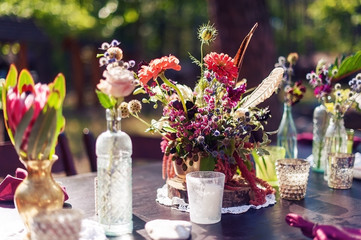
0, 0, 360, 172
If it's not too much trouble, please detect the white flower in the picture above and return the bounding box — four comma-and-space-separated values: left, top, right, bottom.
176, 84, 193, 101
233, 108, 248, 118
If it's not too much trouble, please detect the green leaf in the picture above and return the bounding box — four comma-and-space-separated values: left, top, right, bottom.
3, 65, 18, 143
13, 108, 34, 154
49, 73, 66, 108
188, 52, 202, 67
162, 126, 177, 133
200, 155, 216, 171
5, 64, 17, 89
133, 87, 146, 95
27, 107, 57, 160
0, 78, 4, 109
47, 90, 61, 109
96, 90, 116, 109
333, 51, 361, 80
18, 69, 34, 94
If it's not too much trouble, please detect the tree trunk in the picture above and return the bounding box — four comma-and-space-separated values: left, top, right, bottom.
208, 0, 281, 135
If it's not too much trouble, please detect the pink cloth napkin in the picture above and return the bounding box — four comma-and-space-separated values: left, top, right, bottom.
286, 213, 361, 240
0, 168, 69, 202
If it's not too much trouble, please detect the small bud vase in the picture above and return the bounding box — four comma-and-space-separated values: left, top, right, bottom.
312, 104, 329, 172
96, 109, 133, 236
277, 103, 298, 158
14, 155, 64, 239
322, 116, 348, 181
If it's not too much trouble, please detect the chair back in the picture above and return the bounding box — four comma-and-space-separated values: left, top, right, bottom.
82, 128, 163, 172
83, 128, 97, 172
0, 133, 77, 178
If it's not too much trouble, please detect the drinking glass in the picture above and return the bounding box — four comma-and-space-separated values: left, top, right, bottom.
186, 171, 225, 224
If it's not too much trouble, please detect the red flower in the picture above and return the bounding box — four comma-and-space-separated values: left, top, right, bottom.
138, 55, 181, 85
204, 52, 238, 82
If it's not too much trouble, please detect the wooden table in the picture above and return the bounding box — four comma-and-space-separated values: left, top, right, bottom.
2, 159, 361, 239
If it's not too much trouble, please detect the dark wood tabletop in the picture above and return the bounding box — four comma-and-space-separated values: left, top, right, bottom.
57, 161, 361, 240
2, 144, 361, 239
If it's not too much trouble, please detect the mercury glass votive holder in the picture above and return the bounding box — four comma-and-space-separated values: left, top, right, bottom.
275, 158, 310, 200
327, 153, 355, 189
30, 209, 83, 240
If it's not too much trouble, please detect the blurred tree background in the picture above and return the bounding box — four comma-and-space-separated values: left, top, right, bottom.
0, 0, 360, 171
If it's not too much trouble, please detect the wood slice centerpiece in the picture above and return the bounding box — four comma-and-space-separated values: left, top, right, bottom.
167, 176, 251, 208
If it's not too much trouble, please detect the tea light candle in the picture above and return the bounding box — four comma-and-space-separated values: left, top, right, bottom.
186, 171, 225, 224
328, 153, 355, 189
276, 158, 310, 200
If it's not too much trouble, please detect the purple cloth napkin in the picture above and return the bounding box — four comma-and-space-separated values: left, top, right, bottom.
0, 168, 69, 202
286, 213, 361, 240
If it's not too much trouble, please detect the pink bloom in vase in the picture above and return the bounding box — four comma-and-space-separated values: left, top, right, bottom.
203, 52, 238, 85
97, 66, 136, 98
6, 83, 50, 151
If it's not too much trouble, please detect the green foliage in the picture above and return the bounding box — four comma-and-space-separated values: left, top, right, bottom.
96, 89, 116, 109
200, 155, 216, 171
308, 0, 361, 53
0, 0, 96, 37
333, 50, 361, 80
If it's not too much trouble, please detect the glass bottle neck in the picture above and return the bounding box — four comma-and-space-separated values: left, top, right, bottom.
283, 103, 293, 117
106, 109, 121, 132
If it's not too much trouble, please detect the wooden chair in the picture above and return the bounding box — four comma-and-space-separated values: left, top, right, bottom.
82, 128, 163, 172
0, 133, 77, 178
82, 128, 97, 172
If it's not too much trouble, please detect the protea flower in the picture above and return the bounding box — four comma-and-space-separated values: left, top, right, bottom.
2, 64, 66, 160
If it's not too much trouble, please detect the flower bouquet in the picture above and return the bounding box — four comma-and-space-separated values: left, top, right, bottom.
118, 23, 283, 206
306, 53, 361, 175
274, 53, 306, 158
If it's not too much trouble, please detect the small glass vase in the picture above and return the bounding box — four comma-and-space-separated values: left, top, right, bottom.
96, 109, 133, 236
277, 103, 298, 158
322, 116, 348, 181
252, 146, 286, 187
312, 104, 329, 172
14, 155, 64, 239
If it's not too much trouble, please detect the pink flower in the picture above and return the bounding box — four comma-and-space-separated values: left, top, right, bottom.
204, 52, 238, 84
6, 83, 50, 151
97, 66, 136, 98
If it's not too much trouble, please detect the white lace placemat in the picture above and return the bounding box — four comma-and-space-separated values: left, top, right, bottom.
156, 184, 276, 214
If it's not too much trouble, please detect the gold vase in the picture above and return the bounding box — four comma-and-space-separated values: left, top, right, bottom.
173, 154, 201, 179
14, 155, 64, 238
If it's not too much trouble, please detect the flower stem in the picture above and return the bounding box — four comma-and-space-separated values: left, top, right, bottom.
159, 73, 188, 116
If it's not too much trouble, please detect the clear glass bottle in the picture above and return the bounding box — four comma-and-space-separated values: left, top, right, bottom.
96, 109, 133, 236
312, 104, 329, 172
277, 103, 298, 158
322, 116, 347, 181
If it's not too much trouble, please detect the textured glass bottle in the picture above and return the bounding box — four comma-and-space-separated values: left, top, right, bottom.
322, 117, 348, 181
96, 109, 133, 236
277, 103, 298, 158
312, 104, 329, 172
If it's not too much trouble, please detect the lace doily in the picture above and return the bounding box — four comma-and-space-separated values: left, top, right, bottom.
156, 184, 276, 214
